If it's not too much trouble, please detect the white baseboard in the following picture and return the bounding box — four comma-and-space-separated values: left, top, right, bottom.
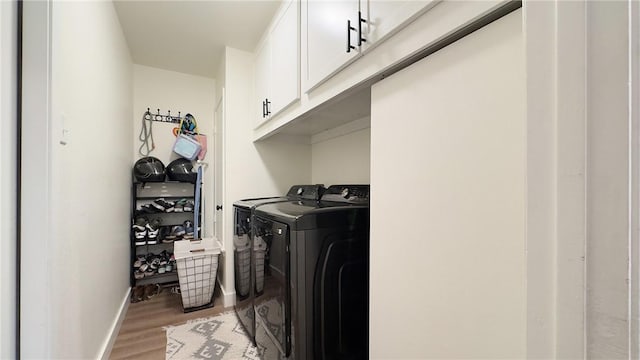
218, 281, 235, 308
98, 287, 131, 360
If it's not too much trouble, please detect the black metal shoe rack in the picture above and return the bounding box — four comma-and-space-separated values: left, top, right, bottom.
129, 179, 201, 287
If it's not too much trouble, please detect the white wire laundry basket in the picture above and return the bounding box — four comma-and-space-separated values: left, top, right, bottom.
174, 237, 220, 312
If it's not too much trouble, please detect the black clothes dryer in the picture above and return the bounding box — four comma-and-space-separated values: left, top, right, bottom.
233, 185, 325, 345
252, 185, 370, 360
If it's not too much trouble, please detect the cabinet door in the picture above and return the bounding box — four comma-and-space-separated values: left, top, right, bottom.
305, 0, 359, 91
270, 0, 299, 117
254, 37, 271, 126
364, 0, 438, 47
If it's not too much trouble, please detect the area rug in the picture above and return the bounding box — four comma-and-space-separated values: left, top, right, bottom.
165, 310, 277, 360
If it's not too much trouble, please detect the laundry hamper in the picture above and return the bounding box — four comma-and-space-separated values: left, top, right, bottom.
174, 237, 220, 312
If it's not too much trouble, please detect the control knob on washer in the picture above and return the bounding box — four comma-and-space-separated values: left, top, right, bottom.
341, 187, 350, 199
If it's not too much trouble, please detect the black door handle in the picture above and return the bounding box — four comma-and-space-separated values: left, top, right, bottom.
216, 205, 223, 211
265, 98, 271, 116
358, 11, 367, 46
262, 100, 266, 118
347, 20, 356, 53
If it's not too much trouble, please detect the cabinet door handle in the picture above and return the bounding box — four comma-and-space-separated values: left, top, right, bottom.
262, 100, 266, 118
347, 20, 356, 53
265, 98, 271, 116
358, 11, 367, 46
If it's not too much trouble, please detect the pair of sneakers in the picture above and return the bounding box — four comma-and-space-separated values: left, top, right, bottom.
132, 217, 162, 245
131, 284, 160, 303
173, 199, 194, 213
163, 220, 195, 242
136, 198, 176, 216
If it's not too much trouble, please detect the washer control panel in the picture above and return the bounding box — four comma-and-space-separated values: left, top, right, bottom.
286, 184, 325, 200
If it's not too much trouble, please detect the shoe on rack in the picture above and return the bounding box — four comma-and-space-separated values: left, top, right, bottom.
144, 284, 160, 300
133, 217, 148, 246
183, 220, 194, 240
133, 255, 146, 268
133, 270, 145, 280
135, 204, 163, 217
131, 285, 145, 302
146, 218, 162, 244
165, 225, 185, 241
149, 256, 161, 270
152, 198, 175, 212
173, 199, 187, 213
183, 200, 194, 213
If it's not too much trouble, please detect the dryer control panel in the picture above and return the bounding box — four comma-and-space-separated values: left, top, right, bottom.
321, 185, 370, 204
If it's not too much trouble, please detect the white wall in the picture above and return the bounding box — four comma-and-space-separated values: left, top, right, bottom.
586, 2, 632, 358
218, 47, 311, 305
0, 1, 17, 358
132, 65, 216, 237
311, 126, 370, 185
21, 1, 133, 358
370, 10, 524, 358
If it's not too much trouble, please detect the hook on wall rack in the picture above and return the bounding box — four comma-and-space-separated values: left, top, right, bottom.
143, 108, 182, 124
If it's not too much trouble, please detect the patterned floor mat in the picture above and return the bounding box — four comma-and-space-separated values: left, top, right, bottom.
165, 311, 278, 359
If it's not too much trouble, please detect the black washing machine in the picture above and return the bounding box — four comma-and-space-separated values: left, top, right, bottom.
252, 185, 370, 360
233, 185, 325, 345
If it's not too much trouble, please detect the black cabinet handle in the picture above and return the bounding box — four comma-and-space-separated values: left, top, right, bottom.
216, 205, 223, 211
358, 11, 367, 46
265, 98, 271, 116
347, 20, 356, 53
262, 100, 266, 118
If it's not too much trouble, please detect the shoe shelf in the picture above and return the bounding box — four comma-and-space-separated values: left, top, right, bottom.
135, 272, 178, 286
134, 182, 194, 199
130, 180, 201, 288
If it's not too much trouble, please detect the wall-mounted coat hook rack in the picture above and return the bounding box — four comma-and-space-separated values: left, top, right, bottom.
144, 107, 182, 124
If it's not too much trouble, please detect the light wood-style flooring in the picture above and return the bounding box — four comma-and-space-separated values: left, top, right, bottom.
110, 288, 231, 359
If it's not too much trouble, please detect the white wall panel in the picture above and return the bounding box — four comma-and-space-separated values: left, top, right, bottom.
44, 1, 132, 358
311, 127, 370, 186
0, 1, 17, 358
370, 10, 524, 358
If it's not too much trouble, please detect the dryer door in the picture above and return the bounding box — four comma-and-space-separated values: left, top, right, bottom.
314, 231, 368, 359
254, 218, 291, 356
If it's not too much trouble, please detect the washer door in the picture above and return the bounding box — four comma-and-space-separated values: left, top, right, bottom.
233, 207, 255, 343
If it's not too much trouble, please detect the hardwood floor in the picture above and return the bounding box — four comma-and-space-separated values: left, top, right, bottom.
110, 288, 232, 359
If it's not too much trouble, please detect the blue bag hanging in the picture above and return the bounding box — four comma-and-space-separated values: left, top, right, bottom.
193, 164, 203, 239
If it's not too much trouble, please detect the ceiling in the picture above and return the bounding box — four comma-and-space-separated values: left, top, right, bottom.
113, 0, 281, 78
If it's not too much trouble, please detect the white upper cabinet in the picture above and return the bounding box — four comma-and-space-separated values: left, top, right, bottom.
305, 0, 360, 91
270, 0, 299, 117
364, 0, 439, 46
304, 0, 438, 92
254, 0, 300, 127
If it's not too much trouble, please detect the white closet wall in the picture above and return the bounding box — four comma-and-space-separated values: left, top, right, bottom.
22, 1, 135, 358
370, 10, 525, 358
0, 1, 17, 358
311, 127, 371, 185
